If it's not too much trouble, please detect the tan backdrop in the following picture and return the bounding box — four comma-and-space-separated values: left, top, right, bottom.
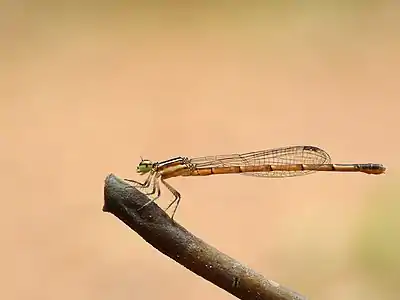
2, 2, 399, 300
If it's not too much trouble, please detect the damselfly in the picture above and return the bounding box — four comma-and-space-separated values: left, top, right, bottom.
125, 145, 385, 219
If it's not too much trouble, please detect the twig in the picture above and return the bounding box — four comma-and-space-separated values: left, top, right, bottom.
103, 174, 307, 300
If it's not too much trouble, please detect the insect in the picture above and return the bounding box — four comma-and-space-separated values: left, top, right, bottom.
125, 145, 385, 219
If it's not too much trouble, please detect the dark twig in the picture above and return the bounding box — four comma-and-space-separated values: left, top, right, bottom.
103, 174, 307, 300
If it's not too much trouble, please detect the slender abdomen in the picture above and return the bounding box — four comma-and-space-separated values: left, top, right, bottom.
185, 163, 386, 176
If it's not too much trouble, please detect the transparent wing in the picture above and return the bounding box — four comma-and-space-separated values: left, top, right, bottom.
189, 145, 331, 178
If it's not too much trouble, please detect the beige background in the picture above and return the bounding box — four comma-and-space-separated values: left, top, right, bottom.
2, 2, 399, 300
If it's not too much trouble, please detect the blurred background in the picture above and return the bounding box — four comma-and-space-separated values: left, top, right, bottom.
1, 1, 399, 299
